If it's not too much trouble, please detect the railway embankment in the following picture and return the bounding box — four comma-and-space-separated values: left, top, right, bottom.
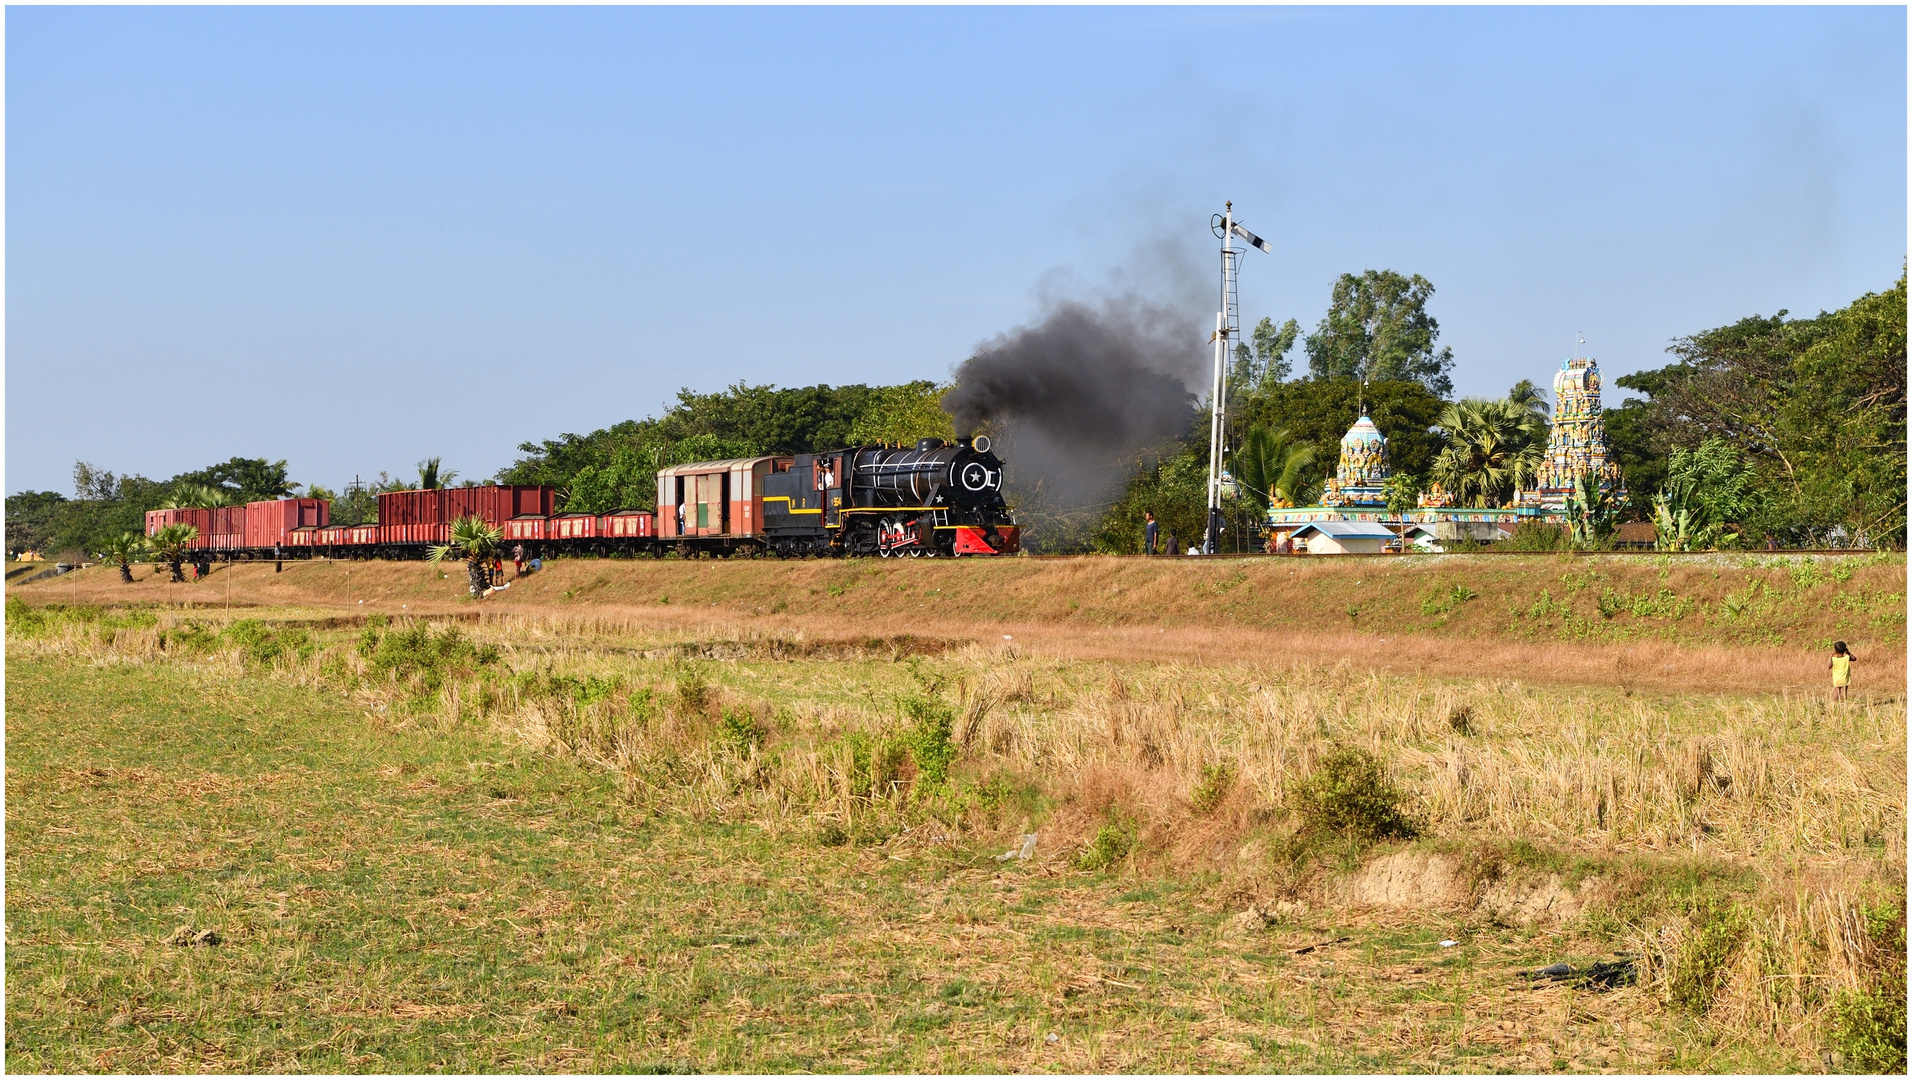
9, 551, 1902, 694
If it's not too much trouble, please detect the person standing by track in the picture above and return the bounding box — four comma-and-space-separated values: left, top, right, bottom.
1144, 511, 1158, 556
512, 543, 525, 576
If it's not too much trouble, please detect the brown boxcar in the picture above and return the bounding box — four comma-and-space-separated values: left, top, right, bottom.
146, 507, 216, 549
245, 498, 328, 549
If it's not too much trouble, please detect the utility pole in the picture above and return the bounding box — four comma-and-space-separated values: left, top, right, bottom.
1206, 203, 1272, 554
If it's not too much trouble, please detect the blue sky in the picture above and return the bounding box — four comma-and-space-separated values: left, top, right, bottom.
8, 6, 1904, 495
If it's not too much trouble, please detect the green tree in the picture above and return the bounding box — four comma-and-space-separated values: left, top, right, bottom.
1238, 378, 1447, 487
95, 531, 149, 583
5, 491, 68, 556
1303, 271, 1455, 397
1653, 437, 1758, 551
428, 516, 505, 597
1609, 273, 1905, 546
1231, 317, 1301, 402
168, 457, 294, 502
846, 381, 957, 446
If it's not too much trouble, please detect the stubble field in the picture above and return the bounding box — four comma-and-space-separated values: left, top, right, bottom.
6, 552, 1905, 1072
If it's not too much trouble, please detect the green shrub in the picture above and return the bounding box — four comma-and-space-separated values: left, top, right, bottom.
221, 619, 311, 665
362, 622, 499, 692
674, 666, 713, 715
1667, 900, 1750, 1014
900, 693, 957, 787
5, 596, 48, 637
719, 707, 763, 758
1290, 746, 1419, 840
1828, 902, 1907, 1073
159, 621, 219, 655
1076, 808, 1138, 871
1190, 762, 1235, 815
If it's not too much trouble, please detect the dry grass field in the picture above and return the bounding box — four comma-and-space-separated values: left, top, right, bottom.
6, 552, 1904, 1072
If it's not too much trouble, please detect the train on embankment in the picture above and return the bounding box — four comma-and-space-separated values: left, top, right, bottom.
145, 437, 1021, 560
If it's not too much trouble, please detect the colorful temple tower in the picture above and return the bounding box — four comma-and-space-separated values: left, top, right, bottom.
1319, 415, 1390, 507
1520, 355, 1624, 511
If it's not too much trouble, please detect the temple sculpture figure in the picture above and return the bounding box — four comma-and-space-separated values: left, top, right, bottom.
1518, 355, 1624, 512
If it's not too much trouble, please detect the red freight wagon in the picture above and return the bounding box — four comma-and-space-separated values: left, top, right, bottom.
504, 517, 546, 542
286, 527, 317, 549
345, 524, 379, 546
443, 485, 557, 527
312, 525, 348, 546
245, 498, 328, 549
601, 510, 655, 539
551, 513, 599, 540
377, 489, 446, 547
147, 507, 215, 549
203, 505, 248, 552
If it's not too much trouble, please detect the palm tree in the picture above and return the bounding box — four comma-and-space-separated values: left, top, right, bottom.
1235, 425, 1319, 512
1507, 379, 1551, 420
96, 531, 149, 583
150, 523, 199, 582
158, 484, 234, 509
1431, 398, 1546, 507
428, 516, 503, 596
417, 458, 457, 490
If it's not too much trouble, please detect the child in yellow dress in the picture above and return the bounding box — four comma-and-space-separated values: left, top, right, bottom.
1828, 641, 1857, 702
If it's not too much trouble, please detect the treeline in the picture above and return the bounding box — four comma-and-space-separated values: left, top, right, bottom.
6, 459, 296, 560
6, 457, 459, 559
496, 381, 953, 513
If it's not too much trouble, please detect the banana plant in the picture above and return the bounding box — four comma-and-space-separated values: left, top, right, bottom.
428, 516, 504, 597
1565, 470, 1614, 547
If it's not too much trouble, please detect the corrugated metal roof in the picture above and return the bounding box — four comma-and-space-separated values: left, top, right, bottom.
657, 456, 777, 477
1293, 521, 1398, 539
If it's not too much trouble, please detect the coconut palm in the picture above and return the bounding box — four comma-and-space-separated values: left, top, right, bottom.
1430, 398, 1546, 508
1234, 425, 1319, 512
96, 531, 150, 583
150, 523, 199, 582
428, 516, 503, 596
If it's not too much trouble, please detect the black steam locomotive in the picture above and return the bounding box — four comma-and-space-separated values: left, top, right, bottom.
755, 436, 1020, 557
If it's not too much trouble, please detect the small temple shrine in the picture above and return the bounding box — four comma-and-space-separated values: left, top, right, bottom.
1265, 353, 1624, 551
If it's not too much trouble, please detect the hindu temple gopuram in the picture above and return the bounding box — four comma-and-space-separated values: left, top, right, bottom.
1515, 355, 1626, 512
1264, 353, 1626, 551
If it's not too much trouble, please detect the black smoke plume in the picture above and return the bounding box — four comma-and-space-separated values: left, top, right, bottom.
942, 296, 1204, 528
